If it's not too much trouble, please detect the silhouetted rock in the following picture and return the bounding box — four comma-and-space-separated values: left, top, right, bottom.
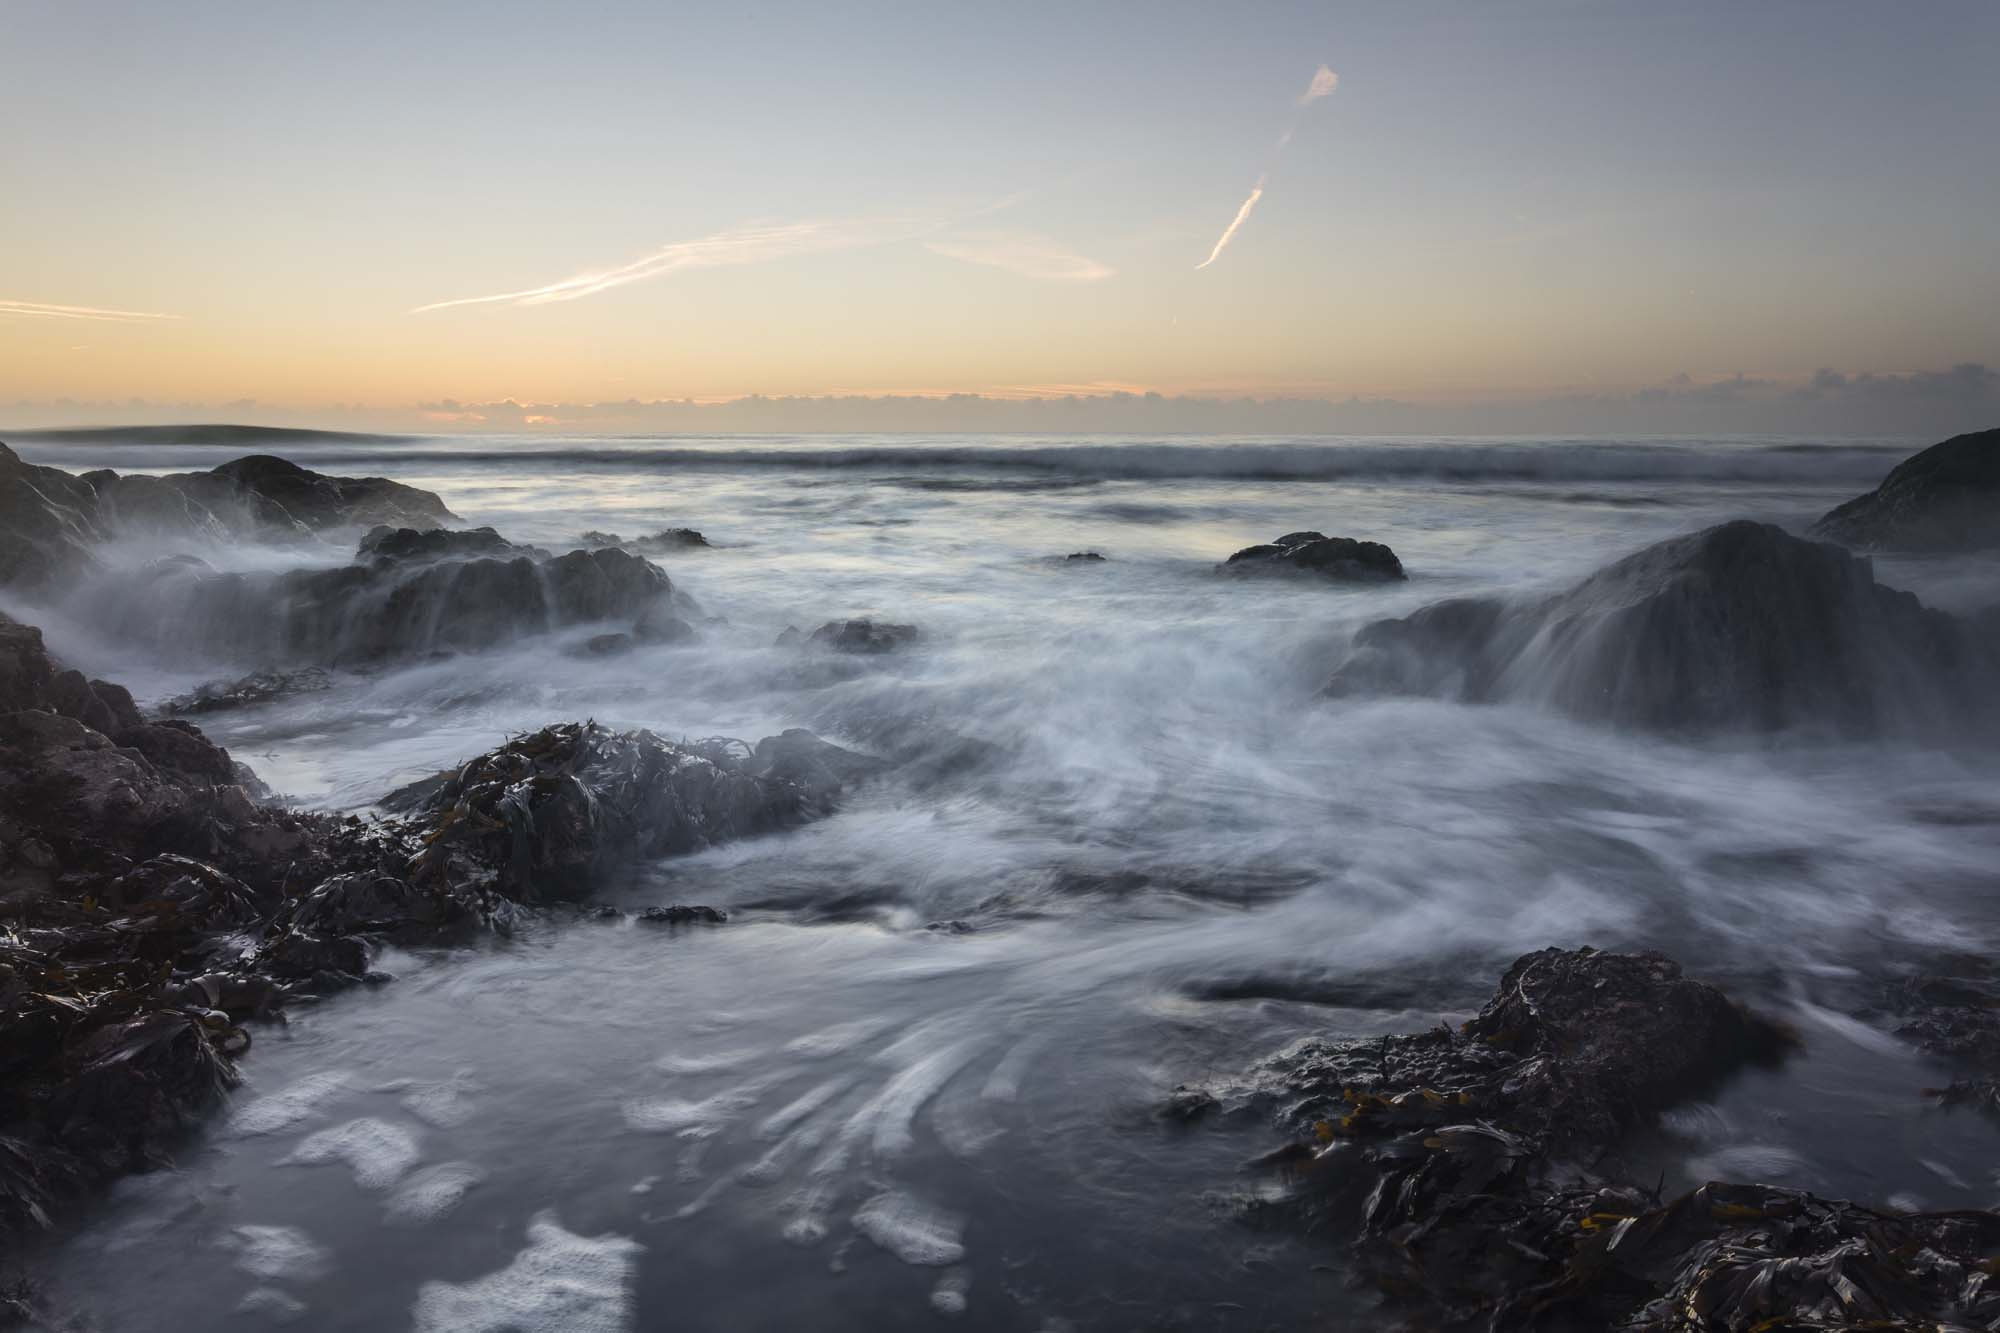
1223, 531, 1405, 582
579, 528, 712, 551
1326, 520, 1998, 735
807, 619, 919, 654
1065, 551, 1107, 562
1812, 427, 2000, 551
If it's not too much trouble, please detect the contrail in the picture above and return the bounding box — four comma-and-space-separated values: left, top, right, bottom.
0, 299, 179, 323
1195, 181, 1265, 270
1195, 64, 1336, 270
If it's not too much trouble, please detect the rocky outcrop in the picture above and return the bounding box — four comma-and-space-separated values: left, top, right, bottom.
1178, 947, 2000, 1330
0, 609, 887, 1239
1, 443, 462, 596
105, 537, 682, 666
0, 443, 107, 591
1326, 520, 1998, 736
1811, 427, 1999, 551
1222, 530, 1405, 582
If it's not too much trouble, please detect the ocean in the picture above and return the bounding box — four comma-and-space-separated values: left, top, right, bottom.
9, 430, 2000, 1330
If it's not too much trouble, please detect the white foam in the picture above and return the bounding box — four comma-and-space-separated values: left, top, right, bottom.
411, 1210, 641, 1333
783, 1017, 895, 1058
850, 1190, 965, 1266
400, 1070, 482, 1129
930, 1268, 971, 1316
228, 1072, 352, 1137
653, 1048, 758, 1074
386, 1162, 487, 1226
225, 1225, 329, 1282
235, 1286, 308, 1323
281, 1117, 422, 1189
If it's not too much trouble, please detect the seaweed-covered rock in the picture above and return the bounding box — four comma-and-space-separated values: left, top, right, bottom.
1326, 520, 1999, 736
1811, 427, 2000, 552
163, 667, 332, 716
1183, 948, 2000, 1329
638, 904, 727, 926
1223, 531, 1405, 582
807, 619, 919, 654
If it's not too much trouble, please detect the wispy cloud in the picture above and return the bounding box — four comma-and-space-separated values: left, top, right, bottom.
412, 218, 930, 313
0, 300, 179, 323
1196, 63, 1337, 270
925, 231, 1113, 282
1195, 183, 1265, 270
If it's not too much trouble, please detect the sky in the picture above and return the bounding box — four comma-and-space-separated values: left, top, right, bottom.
4, 0, 1998, 435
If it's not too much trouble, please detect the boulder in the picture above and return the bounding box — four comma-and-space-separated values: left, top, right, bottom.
1326, 520, 1999, 735
1223, 531, 1405, 582
1811, 427, 2000, 551
807, 619, 919, 654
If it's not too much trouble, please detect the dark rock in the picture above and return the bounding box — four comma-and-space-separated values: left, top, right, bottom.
807, 619, 919, 654
358, 525, 532, 564
774, 626, 802, 648
163, 667, 332, 716
1179, 950, 2000, 1331
119, 721, 239, 787
191, 454, 457, 533
748, 728, 889, 807
0, 443, 105, 592
286, 872, 470, 940
1326, 520, 2000, 736
1811, 427, 2000, 551
578, 633, 635, 657
1065, 551, 1106, 562
1223, 531, 1405, 582
394, 722, 818, 904
580, 528, 711, 551
637, 904, 727, 926
633, 601, 695, 645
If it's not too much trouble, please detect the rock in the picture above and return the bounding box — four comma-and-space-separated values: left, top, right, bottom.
1064, 551, 1106, 562
1811, 427, 2000, 551
285, 872, 471, 941
393, 722, 818, 903
637, 904, 727, 926
1, 443, 462, 594
1177, 950, 2000, 1330
747, 729, 889, 807
578, 633, 634, 657
580, 528, 711, 551
358, 525, 532, 564
1326, 520, 2000, 736
807, 620, 919, 654
632, 600, 695, 645
164, 667, 332, 716
1222, 531, 1405, 582
0, 442, 106, 592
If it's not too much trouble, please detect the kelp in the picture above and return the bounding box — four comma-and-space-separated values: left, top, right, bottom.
1187, 948, 2000, 1329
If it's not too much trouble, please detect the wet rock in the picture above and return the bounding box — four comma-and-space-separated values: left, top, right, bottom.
1326, 520, 2000, 736
637, 904, 727, 926
1811, 426, 2000, 551
358, 525, 534, 564
0, 442, 106, 592
748, 728, 889, 807
580, 528, 711, 551
272, 544, 674, 665
393, 722, 820, 903
163, 667, 332, 716
1180, 949, 2000, 1329
632, 600, 695, 645
285, 872, 472, 941
1065, 551, 1106, 562
1222, 531, 1405, 582
807, 619, 920, 654
577, 633, 635, 658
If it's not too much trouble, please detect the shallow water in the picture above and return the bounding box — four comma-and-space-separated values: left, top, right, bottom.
10, 432, 2000, 1330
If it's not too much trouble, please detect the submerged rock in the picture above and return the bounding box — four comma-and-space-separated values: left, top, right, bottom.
637, 904, 727, 926
1326, 520, 1999, 736
807, 619, 919, 654
1811, 427, 2000, 552
1222, 530, 1405, 582
163, 667, 333, 716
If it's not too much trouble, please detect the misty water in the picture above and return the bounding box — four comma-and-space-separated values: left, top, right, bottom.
11, 433, 2000, 1330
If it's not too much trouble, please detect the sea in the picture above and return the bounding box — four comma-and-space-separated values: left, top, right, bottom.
7, 430, 2000, 1331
